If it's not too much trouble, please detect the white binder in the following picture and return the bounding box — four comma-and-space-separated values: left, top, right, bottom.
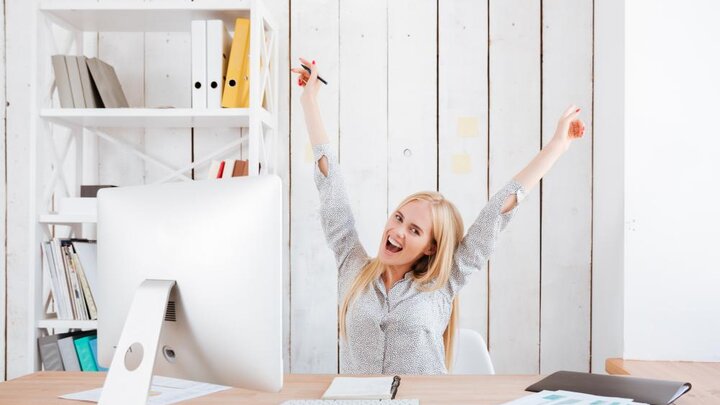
206, 20, 231, 108
191, 20, 207, 108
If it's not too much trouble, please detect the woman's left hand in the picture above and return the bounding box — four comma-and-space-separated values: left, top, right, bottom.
551, 105, 585, 152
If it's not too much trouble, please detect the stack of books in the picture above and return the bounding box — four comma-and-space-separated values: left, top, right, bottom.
37, 330, 107, 372
208, 159, 250, 179
42, 238, 97, 321
51, 55, 128, 108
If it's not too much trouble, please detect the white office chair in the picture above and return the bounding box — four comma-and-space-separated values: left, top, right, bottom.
451, 328, 496, 374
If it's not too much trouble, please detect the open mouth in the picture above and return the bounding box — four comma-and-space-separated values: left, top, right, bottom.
385, 235, 403, 254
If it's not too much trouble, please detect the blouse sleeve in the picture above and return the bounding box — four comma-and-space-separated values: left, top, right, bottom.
312, 143, 369, 273
444, 178, 526, 298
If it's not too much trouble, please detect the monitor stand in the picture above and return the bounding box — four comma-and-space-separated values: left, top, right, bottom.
98, 279, 176, 405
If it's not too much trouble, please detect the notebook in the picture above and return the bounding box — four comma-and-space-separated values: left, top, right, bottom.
322, 376, 399, 400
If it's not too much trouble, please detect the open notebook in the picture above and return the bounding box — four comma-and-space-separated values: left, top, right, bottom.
322, 376, 400, 400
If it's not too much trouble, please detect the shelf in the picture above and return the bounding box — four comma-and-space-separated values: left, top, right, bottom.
40, 0, 252, 32
40, 108, 274, 129
37, 319, 97, 330
39, 214, 97, 224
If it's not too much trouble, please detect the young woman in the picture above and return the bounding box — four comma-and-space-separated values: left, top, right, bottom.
292, 57, 585, 375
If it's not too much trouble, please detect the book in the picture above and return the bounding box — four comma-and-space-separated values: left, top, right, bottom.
80, 185, 116, 198
42, 241, 67, 319
321, 376, 400, 400
65, 55, 86, 108
88, 337, 108, 372
208, 160, 222, 179
71, 251, 97, 320
216, 160, 226, 179
37, 334, 65, 371
74, 336, 98, 371
206, 19, 231, 108
51, 55, 73, 108
71, 240, 98, 300
222, 159, 235, 178
50, 239, 74, 319
221, 18, 251, 108
232, 160, 249, 177
76, 56, 103, 108
86, 57, 129, 108
62, 242, 87, 320
191, 20, 207, 108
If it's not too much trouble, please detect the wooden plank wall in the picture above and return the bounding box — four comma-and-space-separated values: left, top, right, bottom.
4, 0, 613, 377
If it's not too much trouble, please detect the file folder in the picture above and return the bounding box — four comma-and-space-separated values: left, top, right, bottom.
51, 55, 73, 108
66, 55, 86, 108
191, 20, 207, 108
221, 18, 251, 108
206, 20, 231, 108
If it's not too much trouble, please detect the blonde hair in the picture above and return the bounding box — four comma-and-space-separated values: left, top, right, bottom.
338, 191, 464, 371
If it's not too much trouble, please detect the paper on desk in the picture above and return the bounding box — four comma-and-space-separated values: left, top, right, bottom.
500, 389, 649, 405
59, 375, 231, 404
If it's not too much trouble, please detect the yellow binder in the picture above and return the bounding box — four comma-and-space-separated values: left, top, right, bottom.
222, 18, 251, 108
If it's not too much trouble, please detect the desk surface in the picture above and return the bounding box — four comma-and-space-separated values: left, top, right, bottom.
0, 372, 544, 404
606, 358, 720, 405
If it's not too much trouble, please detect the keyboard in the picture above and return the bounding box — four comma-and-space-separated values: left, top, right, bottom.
281, 400, 419, 405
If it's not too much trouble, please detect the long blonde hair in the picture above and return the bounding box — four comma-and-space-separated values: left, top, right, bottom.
339, 191, 464, 371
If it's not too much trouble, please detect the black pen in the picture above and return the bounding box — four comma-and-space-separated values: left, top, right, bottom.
300, 64, 328, 85
391, 375, 401, 399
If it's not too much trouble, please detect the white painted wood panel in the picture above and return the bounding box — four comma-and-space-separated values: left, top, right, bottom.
540, 0, 593, 374
290, 0, 340, 373
438, 0, 490, 340
0, 0, 6, 381
488, 0, 542, 374
6, 0, 38, 379
263, 0, 291, 374
144, 30, 192, 184
97, 30, 146, 186
591, 0, 624, 374
387, 0, 437, 207
339, 0, 388, 285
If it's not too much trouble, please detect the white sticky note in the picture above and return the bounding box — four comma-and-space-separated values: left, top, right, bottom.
457, 116, 479, 138
451, 154, 471, 174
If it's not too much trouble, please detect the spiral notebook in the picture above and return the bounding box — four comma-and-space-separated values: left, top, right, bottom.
321, 376, 401, 400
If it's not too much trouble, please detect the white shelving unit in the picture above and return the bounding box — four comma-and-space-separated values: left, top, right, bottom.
28, 0, 278, 371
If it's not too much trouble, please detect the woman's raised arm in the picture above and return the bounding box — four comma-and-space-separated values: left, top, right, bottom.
500, 105, 585, 214
293, 57, 330, 176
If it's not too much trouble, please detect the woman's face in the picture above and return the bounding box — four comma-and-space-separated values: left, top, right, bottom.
378, 199, 436, 267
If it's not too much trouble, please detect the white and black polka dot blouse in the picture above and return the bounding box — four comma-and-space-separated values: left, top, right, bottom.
312, 143, 526, 375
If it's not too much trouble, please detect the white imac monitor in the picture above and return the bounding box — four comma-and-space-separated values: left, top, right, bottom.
96, 175, 282, 404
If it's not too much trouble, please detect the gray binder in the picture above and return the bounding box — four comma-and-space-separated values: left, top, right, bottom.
37, 334, 64, 371
526, 370, 691, 405
76, 56, 103, 108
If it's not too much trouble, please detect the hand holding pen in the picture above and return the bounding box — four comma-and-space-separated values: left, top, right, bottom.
291, 57, 327, 104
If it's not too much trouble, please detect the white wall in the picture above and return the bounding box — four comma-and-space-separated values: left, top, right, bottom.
624, 0, 720, 361
4, 0, 628, 377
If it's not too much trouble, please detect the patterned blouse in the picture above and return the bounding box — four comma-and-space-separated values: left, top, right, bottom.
312, 143, 526, 375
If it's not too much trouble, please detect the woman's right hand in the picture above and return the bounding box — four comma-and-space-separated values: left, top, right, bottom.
291, 57, 322, 104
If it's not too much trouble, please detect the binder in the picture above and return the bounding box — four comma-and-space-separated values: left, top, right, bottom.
57, 335, 82, 371
37, 334, 65, 371
221, 18, 251, 108
88, 337, 108, 372
86, 57, 129, 108
206, 20, 231, 108
525, 370, 692, 405
76, 56, 103, 108
51, 55, 73, 108
74, 336, 98, 371
65, 55, 86, 108
191, 20, 207, 108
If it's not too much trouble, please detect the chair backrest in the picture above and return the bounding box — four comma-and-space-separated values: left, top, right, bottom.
451, 328, 495, 375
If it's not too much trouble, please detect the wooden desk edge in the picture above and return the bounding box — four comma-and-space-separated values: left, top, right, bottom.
605, 358, 630, 375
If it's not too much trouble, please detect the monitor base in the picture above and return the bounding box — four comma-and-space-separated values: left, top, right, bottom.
98, 279, 176, 405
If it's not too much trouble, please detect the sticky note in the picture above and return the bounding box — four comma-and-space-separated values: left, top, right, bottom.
457, 116, 479, 138
304, 142, 314, 163
451, 154, 471, 174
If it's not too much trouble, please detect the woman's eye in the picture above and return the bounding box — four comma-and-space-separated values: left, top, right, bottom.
411, 228, 419, 235
395, 214, 402, 221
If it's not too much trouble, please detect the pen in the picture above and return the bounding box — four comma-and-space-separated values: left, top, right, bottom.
391, 375, 401, 399
300, 64, 328, 85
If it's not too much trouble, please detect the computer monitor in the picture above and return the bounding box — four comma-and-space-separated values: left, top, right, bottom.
96, 175, 283, 403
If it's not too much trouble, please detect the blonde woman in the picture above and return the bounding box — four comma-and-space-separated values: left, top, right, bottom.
292, 57, 585, 374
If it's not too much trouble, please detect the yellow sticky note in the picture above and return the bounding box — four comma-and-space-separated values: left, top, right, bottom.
451, 154, 471, 174
458, 116, 479, 138
304, 142, 314, 163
